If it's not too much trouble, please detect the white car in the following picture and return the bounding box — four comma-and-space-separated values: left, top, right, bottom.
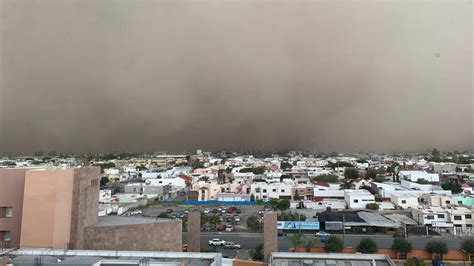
234, 216, 240, 222
203, 209, 210, 214
225, 226, 234, 232
208, 238, 226, 246
224, 242, 241, 249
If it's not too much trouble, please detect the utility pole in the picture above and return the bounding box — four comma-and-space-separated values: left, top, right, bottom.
342, 213, 346, 246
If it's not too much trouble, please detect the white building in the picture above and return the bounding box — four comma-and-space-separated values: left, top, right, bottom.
344, 190, 375, 209
250, 182, 293, 200
146, 177, 186, 188
399, 171, 439, 183
390, 194, 419, 209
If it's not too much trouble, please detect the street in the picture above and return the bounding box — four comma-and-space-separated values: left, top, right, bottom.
183, 232, 466, 252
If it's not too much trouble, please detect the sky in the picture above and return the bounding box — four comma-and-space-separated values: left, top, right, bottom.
0, 0, 472, 155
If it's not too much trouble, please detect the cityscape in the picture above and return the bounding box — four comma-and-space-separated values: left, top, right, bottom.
0, 0, 473, 265
0, 150, 474, 265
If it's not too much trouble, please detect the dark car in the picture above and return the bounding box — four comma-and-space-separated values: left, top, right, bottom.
166, 209, 173, 213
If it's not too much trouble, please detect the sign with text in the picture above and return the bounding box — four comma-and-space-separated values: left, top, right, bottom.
277, 221, 320, 230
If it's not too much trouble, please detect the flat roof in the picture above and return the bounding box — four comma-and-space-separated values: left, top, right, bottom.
91, 216, 176, 227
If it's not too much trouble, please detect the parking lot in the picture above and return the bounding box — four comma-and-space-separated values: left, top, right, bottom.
140, 204, 270, 232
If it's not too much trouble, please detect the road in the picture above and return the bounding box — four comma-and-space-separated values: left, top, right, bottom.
183, 232, 465, 252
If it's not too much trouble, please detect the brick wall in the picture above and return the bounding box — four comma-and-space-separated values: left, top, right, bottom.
263, 213, 277, 262
83, 220, 182, 251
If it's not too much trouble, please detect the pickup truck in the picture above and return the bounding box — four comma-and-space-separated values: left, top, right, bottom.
208, 238, 226, 246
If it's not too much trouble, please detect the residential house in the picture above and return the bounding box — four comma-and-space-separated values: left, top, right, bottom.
344, 190, 375, 209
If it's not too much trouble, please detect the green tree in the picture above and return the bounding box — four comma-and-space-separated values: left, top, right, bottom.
287, 233, 305, 251
339, 181, 353, 190
277, 199, 291, 211
365, 168, 378, 180
100, 176, 110, 186
324, 236, 344, 253
250, 244, 264, 261
366, 203, 379, 210
247, 215, 262, 231
209, 215, 220, 229
305, 238, 320, 252
392, 238, 412, 259
441, 180, 463, 194
312, 174, 338, 183
344, 167, 359, 180
461, 238, 474, 254
280, 161, 293, 170
425, 241, 448, 259
357, 238, 378, 254
158, 212, 170, 218
404, 257, 426, 266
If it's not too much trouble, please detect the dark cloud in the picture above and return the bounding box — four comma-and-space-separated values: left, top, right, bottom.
0, 0, 472, 154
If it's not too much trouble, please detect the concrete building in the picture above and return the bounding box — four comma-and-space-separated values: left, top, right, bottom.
263, 213, 278, 262
0, 168, 30, 248
250, 182, 293, 201
83, 216, 181, 251
269, 252, 395, 266
20, 167, 100, 249
399, 171, 439, 183
390, 194, 419, 209
344, 190, 375, 209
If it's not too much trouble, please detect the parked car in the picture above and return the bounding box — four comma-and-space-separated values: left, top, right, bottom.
315, 231, 330, 241
225, 225, 234, 232
236, 209, 241, 214
203, 209, 210, 214
277, 231, 287, 237
166, 209, 173, 213
234, 216, 240, 222
224, 242, 241, 249
212, 209, 219, 214
208, 238, 226, 246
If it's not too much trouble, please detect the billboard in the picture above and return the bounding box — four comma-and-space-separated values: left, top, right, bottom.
277, 221, 320, 230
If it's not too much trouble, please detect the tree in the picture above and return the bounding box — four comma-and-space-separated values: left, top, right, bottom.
247, 215, 262, 231
365, 168, 378, 180
416, 178, 430, 184
287, 233, 304, 251
339, 181, 353, 190
366, 203, 379, 210
425, 241, 448, 259
250, 194, 255, 202
325, 236, 344, 253
357, 238, 378, 254
312, 174, 338, 183
404, 257, 426, 266
305, 238, 320, 252
100, 176, 110, 186
344, 167, 359, 180
441, 180, 463, 194
461, 238, 474, 254
294, 190, 302, 201
158, 212, 170, 218
392, 238, 412, 259
280, 161, 293, 170
250, 244, 264, 261
277, 199, 291, 211
209, 215, 220, 229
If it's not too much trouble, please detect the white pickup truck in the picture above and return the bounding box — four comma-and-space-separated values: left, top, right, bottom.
208, 238, 226, 246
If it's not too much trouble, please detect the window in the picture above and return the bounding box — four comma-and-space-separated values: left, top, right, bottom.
427, 215, 434, 220
354, 199, 359, 203
454, 216, 462, 220
90, 179, 98, 186
263, 189, 267, 193
2, 231, 11, 241
438, 214, 445, 219
467, 224, 473, 228
5, 207, 12, 218
255, 188, 261, 193
401, 200, 406, 204
446, 201, 451, 204
458, 201, 463, 205
466, 214, 472, 219
281, 189, 285, 192
273, 189, 276, 192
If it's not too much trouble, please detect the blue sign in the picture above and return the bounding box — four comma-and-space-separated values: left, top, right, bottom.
277, 221, 320, 230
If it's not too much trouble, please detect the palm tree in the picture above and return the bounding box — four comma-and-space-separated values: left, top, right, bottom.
287, 233, 304, 252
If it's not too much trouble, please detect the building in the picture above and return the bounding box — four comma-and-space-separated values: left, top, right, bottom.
269, 252, 395, 266
421, 194, 454, 207
399, 171, 439, 183
390, 194, 419, 209
344, 190, 375, 209
0, 168, 30, 248
250, 182, 293, 200
19, 167, 100, 249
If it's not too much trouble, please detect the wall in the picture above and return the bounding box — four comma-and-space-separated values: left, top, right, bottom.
70, 167, 100, 249
20, 169, 75, 249
232, 260, 266, 266
83, 220, 182, 251
0, 168, 28, 248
